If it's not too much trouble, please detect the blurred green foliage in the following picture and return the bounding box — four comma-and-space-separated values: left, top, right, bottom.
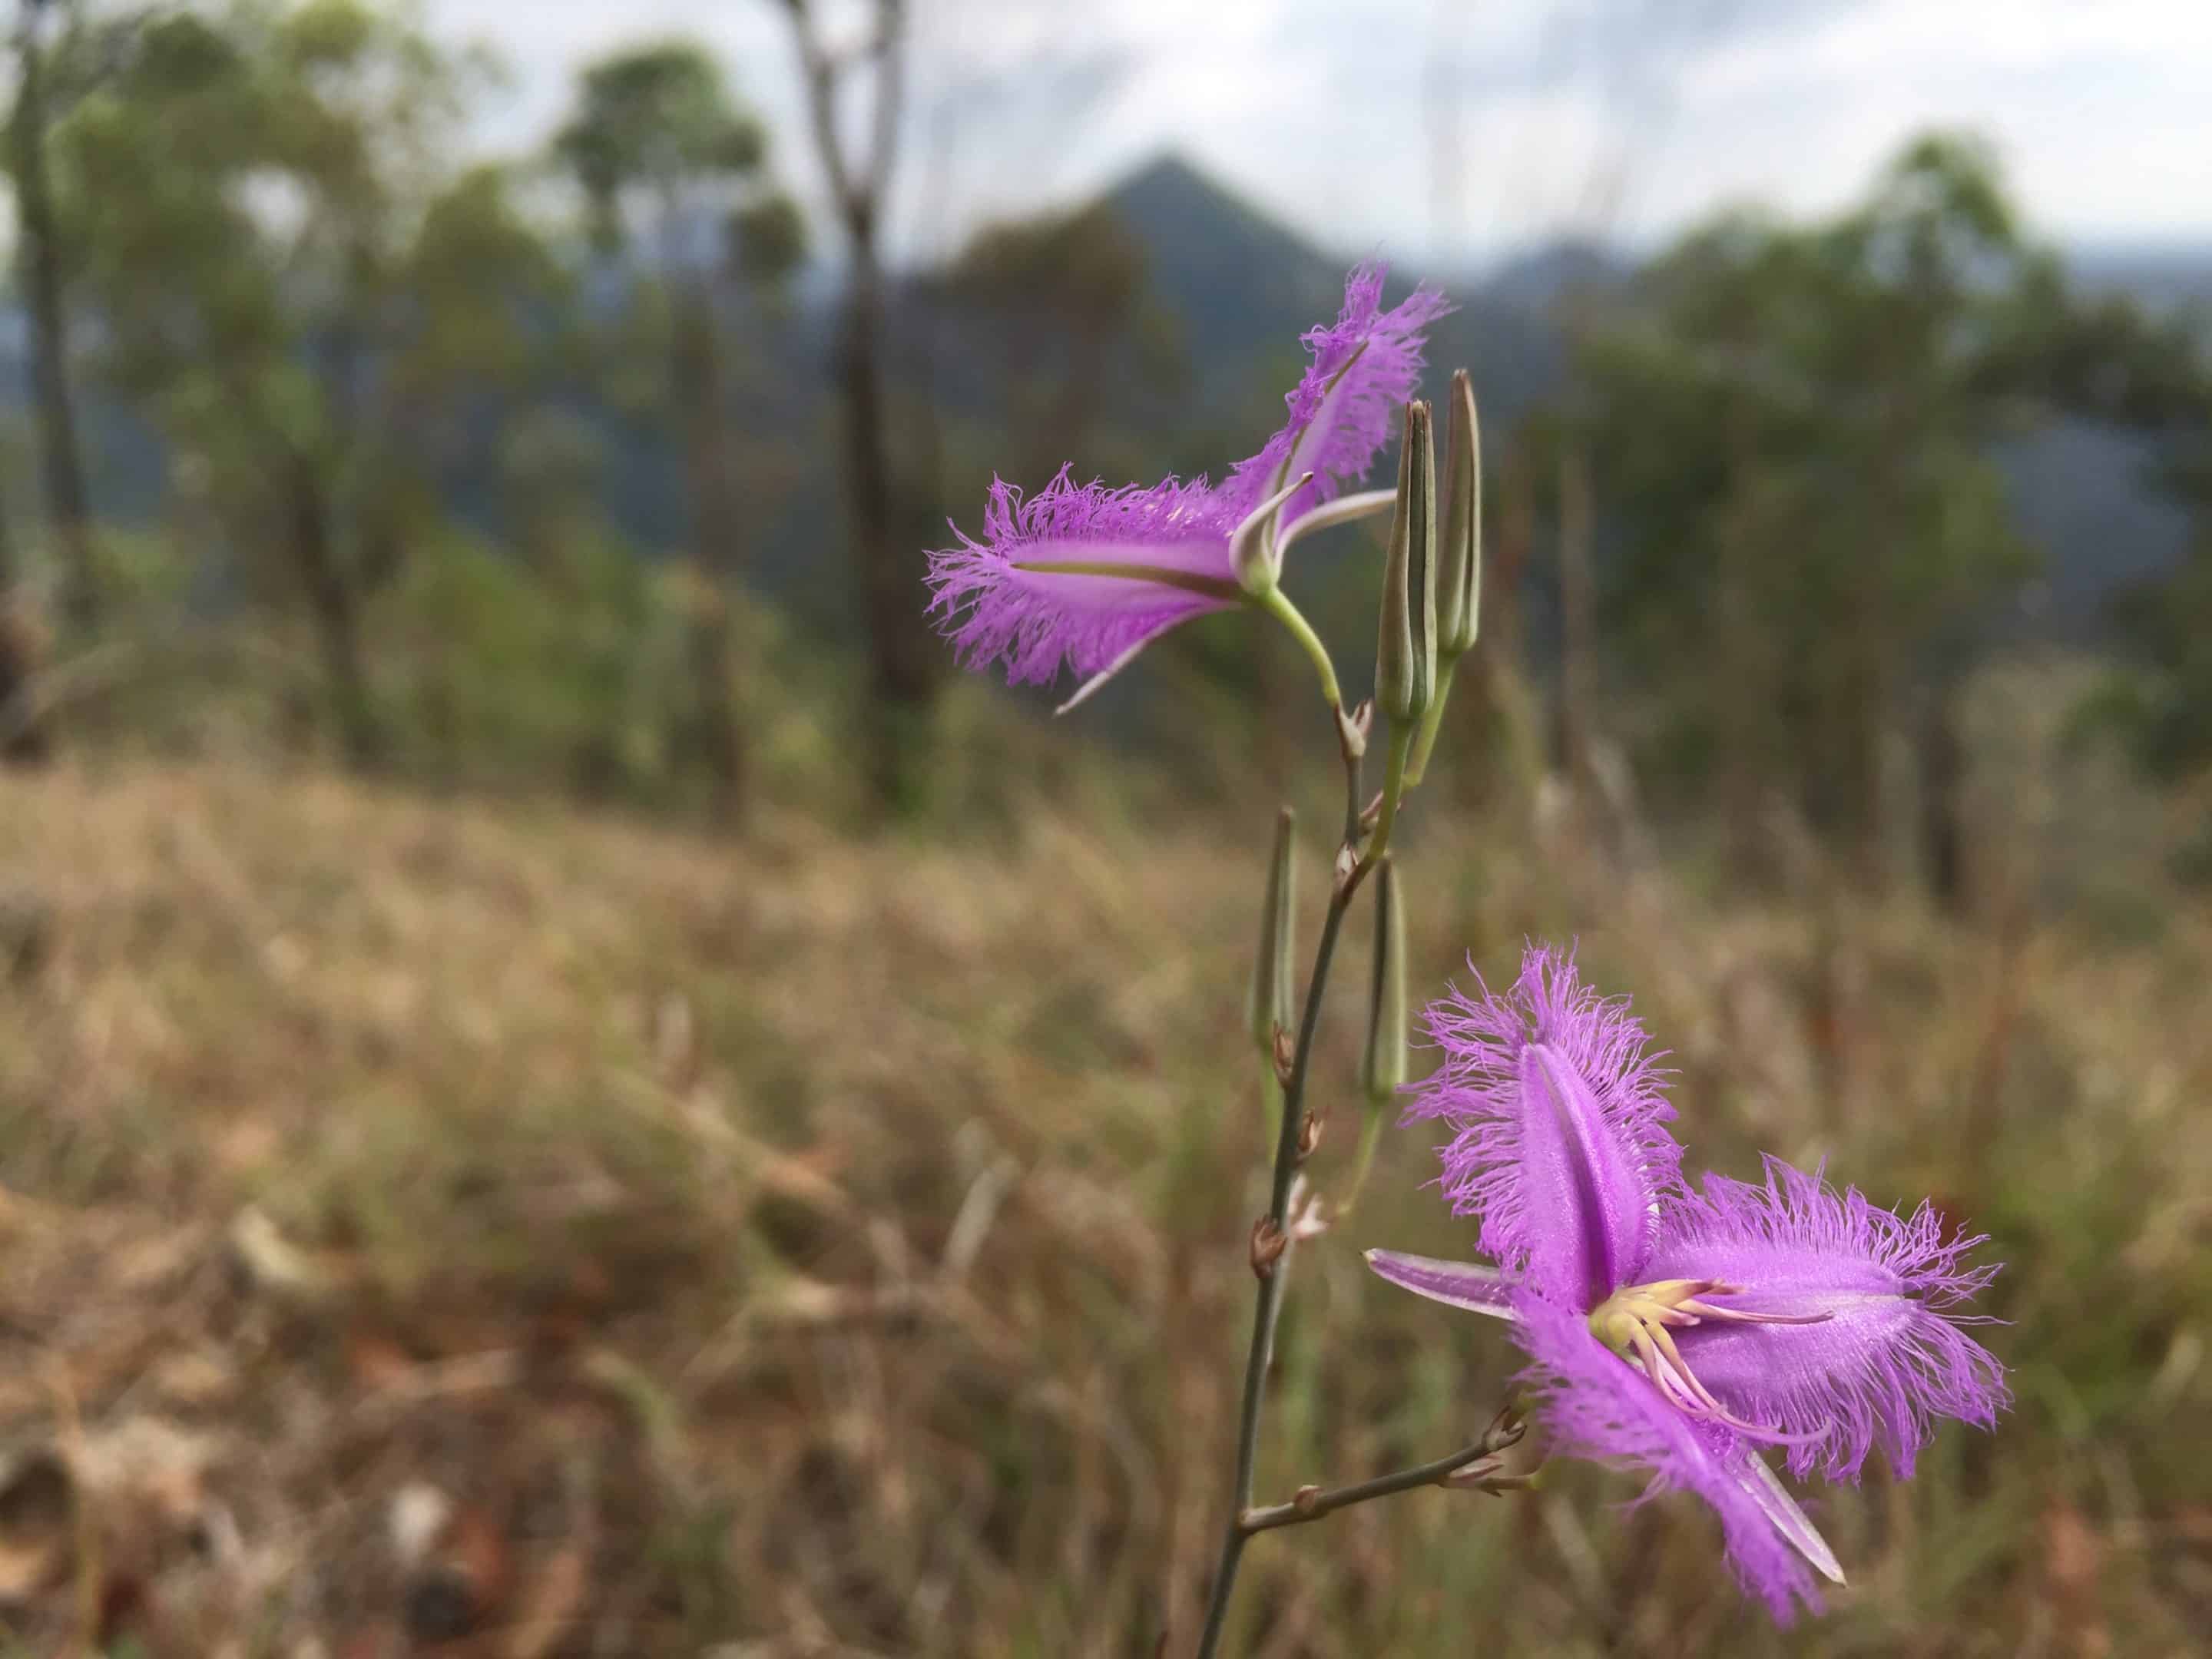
2094, 462, 2212, 877
48, 0, 565, 764
1581, 140, 2037, 850
0, 7, 2200, 878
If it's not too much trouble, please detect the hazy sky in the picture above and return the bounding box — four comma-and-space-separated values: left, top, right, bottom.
432, 0, 2212, 269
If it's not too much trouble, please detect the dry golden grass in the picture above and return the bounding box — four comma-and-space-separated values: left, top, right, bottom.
1, 752, 2209, 1655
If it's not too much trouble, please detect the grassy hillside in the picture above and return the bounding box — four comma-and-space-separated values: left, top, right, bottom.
1, 753, 2207, 1654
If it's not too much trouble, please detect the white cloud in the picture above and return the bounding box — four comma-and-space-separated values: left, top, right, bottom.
424, 0, 2212, 265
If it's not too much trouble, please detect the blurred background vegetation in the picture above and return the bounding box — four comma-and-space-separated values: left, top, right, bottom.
0, 1, 2209, 1654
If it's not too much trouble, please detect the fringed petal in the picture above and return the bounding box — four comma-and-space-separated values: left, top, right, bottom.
1405, 945, 1684, 1310
1647, 1157, 2008, 1482
1228, 262, 1455, 534
924, 469, 1243, 688
1512, 1296, 1825, 1624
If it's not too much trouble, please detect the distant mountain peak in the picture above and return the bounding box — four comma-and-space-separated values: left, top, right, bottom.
1087, 151, 1343, 373
1100, 151, 1224, 202
1095, 153, 1334, 271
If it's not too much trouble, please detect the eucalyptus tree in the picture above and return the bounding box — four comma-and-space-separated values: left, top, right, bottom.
1581, 137, 2040, 890
8, 0, 100, 636
778, 0, 935, 812
1583, 133, 2212, 899
554, 39, 803, 821
54, 0, 563, 768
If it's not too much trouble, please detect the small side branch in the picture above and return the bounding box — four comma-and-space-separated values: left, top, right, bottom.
1239, 1415, 1528, 1535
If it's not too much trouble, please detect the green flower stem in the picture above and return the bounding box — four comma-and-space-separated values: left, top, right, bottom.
1257, 586, 1343, 710
1402, 649, 1462, 788
1237, 1437, 1497, 1535
1365, 720, 1416, 870
1260, 1065, 1284, 1159
1195, 721, 1367, 1659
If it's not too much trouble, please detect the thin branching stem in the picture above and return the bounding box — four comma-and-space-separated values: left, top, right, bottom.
1237, 1439, 1496, 1534
1194, 720, 1369, 1659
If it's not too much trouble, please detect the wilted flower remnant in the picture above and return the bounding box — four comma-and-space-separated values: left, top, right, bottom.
1368, 945, 2008, 1619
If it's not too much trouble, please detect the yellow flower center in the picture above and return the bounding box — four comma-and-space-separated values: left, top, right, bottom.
1588, 1279, 1830, 1436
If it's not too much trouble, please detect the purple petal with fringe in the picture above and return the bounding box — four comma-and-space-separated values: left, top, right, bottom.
1228, 261, 1455, 531
1644, 1157, 2008, 1482
1512, 1296, 1831, 1624
1405, 944, 1684, 1310
924, 469, 1243, 691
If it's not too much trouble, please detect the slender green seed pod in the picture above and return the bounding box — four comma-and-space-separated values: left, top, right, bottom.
1360, 856, 1408, 1104
1439, 369, 1482, 658
1247, 807, 1296, 1051
1376, 400, 1436, 723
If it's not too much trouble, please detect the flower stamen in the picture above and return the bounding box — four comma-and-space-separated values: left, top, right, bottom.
1592, 1279, 1831, 1442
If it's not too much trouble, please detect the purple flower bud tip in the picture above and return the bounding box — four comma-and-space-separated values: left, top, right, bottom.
1370, 942, 2007, 1624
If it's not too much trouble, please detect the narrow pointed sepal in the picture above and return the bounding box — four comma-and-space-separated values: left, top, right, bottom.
1229, 470, 1315, 594
1273, 487, 1399, 564
1053, 637, 1148, 715
1363, 1250, 1515, 1320
1509, 1296, 1825, 1624
1731, 1449, 1846, 1586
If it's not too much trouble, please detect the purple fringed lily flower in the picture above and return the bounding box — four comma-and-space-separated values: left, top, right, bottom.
1366, 945, 2006, 1623
926, 263, 1452, 710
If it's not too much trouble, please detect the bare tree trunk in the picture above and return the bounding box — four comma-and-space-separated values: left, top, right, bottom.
784, 0, 938, 813
287, 458, 382, 770
0, 512, 51, 765
671, 282, 750, 819
839, 240, 935, 807
13, 0, 98, 637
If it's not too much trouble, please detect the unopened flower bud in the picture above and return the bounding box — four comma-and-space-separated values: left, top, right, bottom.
1439, 369, 1482, 658
1375, 400, 1436, 723
1247, 808, 1296, 1051
1360, 857, 1408, 1104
